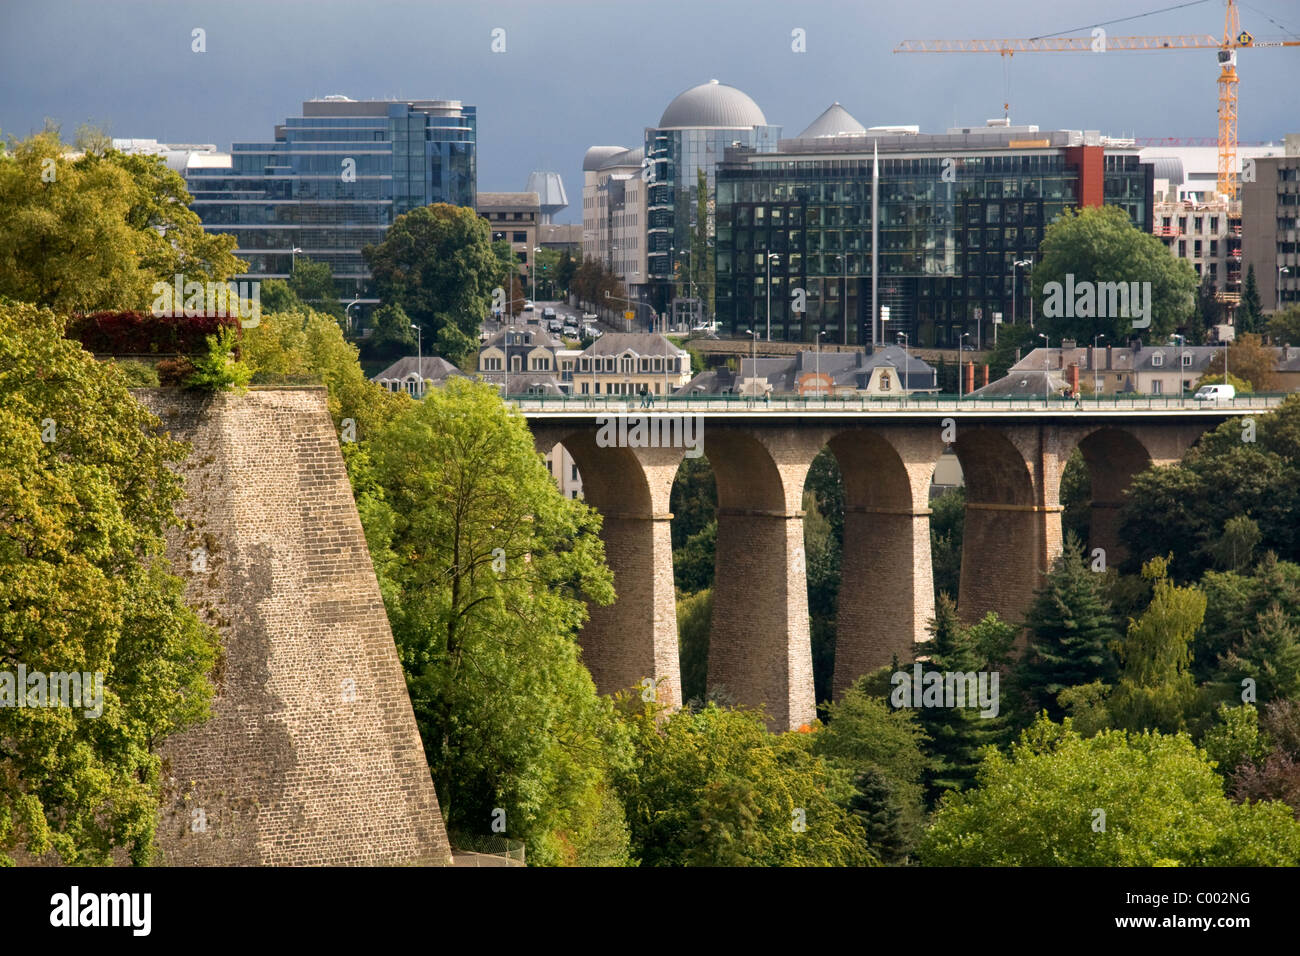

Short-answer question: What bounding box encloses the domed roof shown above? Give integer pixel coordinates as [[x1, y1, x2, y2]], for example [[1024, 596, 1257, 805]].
[[583, 146, 629, 171], [797, 102, 867, 139], [658, 80, 768, 129]]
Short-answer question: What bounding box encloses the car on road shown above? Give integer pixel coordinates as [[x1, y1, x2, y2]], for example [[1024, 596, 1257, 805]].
[[547, 318, 563, 332], [582, 312, 598, 322], [523, 300, 534, 312], [1193, 383, 1235, 403], [562, 324, 580, 338], [582, 324, 602, 339], [542, 307, 556, 319]]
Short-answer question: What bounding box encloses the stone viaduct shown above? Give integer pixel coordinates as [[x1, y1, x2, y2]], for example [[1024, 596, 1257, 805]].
[[527, 401, 1269, 731]]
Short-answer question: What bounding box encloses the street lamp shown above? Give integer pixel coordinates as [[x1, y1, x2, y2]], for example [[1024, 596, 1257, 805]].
[[1039, 333, 1050, 403], [896, 332, 909, 391], [766, 253, 779, 342], [815, 330, 827, 399], [1171, 333, 1186, 400], [1093, 333, 1106, 395], [410, 324, 422, 397], [1012, 259, 1032, 329], [743, 328, 760, 406], [1280, 266, 1291, 314], [290, 246, 304, 275], [532, 247, 542, 305], [345, 295, 361, 333], [959, 332, 971, 400]]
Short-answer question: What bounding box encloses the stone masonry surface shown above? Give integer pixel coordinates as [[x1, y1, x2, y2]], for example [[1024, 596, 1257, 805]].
[[133, 387, 451, 866]]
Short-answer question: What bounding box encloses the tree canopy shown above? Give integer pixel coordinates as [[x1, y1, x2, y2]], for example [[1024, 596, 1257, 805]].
[[0, 300, 220, 864]]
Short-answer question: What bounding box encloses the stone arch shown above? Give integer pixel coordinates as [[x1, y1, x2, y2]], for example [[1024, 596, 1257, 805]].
[[952, 426, 1045, 629], [704, 424, 826, 729], [824, 426, 944, 698], [529, 423, 683, 710], [1070, 426, 1155, 566]]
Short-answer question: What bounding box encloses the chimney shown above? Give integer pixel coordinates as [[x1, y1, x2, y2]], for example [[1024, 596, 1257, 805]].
[[982, 364, 990, 387], [1069, 364, 1079, 394], [964, 360, 975, 394], [1106, 344, 1114, 370]]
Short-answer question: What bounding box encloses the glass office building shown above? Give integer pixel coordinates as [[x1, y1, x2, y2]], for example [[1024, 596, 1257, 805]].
[[715, 121, 1152, 347], [186, 97, 476, 307], [643, 81, 780, 308]]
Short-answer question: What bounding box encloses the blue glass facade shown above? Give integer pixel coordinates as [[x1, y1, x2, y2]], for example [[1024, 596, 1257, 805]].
[[715, 138, 1152, 347], [186, 98, 476, 305]]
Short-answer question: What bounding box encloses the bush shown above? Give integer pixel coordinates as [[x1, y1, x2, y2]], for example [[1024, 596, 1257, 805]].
[[66, 310, 239, 355], [114, 359, 160, 387], [182, 328, 251, 392], [156, 356, 196, 386]]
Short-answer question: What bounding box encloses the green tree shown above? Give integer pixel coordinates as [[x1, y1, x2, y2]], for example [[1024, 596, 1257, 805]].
[[1107, 556, 1203, 734], [1192, 273, 1220, 343], [1031, 205, 1197, 344], [812, 681, 929, 860], [532, 246, 562, 300], [555, 248, 577, 295], [363, 203, 500, 366], [1200, 555, 1300, 686], [1217, 604, 1300, 705], [676, 588, 712, 704], [361, 302, 418, 362], [0, 301, 220, 865], [1121, 397, 1300, 578], [1239, 264, 1263, 334], [1200, 332, 1276, 391], [257, 279, 302, 315], [612, 699, 875, 866], [182, 326, 251, 392], [1201, 703, 1268, 779], [1266, 303, 1300, 345], [912, 595, 1010, 800], [1059, 448, 1091, 545], [929, 487, 964, 601], [0, 132, 243, 312], [287, 256, 342, 318], [1018, 532, 1120, 721], [669, 455, 717, 549], [919, 716, 1300, 866], [673, 520, 716, 595], [356, 378, 628, 866]]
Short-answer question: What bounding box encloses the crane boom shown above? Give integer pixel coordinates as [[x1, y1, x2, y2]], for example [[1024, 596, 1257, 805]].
[[894, 1, 1299, 198]]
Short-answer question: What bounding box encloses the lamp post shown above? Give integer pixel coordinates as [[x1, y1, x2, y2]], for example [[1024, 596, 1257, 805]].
[[744, 328, 760, 406], [290, 246, 303, 275], [1039, 332, 1050, 403], [959, 332, 970, 399], [896, 331, 909, 392], [410, 324, 422, 397], [1280, 266, 1291, 314], [1093, 333, 1106, 395], [815, 329, 826, 399], [1012, 258, 1031, 329], [532, 247, 542, 306], [1171, 333, 1186, 400], [766, 253, 779, 341], [836, 253, 849, 345], [345, 296, 361, 333]]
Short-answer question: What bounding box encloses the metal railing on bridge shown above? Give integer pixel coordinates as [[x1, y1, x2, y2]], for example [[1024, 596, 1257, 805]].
[[509, 392, 1291, 415]]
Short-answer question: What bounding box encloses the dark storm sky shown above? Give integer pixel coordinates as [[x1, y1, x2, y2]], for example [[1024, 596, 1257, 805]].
[[2, 0, 1297, 223]]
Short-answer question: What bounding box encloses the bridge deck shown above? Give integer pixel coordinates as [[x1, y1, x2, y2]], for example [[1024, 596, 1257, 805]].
[[512, 394, 1287, 419]]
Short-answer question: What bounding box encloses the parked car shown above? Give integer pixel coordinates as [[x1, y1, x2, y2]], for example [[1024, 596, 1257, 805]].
[[583, 324, 602, 339], [1193, 383, 1235, 403], [547, 318, 563, 332], [562, 324, 580, 338], [542, 307, 556, 318], [523, 300, 535, 312]]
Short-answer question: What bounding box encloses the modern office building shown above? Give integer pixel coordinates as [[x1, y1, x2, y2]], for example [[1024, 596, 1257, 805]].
[[1241, 136, 1300, 315], [478, 191, 541, 285], [643, 80, 781, 316], [714, 113, 1153, 348], [582, 146, 648, 297], [186, 96, 476, 311]]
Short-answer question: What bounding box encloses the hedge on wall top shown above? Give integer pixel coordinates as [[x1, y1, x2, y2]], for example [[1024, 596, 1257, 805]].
[[66, 311, 240, 355]]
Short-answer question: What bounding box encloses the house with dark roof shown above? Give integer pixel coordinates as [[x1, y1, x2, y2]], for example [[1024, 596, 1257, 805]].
[[683, 346, 937, 397], [571, 333, 691, 396], [372, 355, 467, 398]]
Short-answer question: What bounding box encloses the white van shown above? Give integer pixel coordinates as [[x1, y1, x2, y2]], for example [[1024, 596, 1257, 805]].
[[1193, 384, 1235, 403]]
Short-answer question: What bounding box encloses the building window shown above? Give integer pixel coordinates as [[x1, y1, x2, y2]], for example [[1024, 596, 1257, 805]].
[[513, 231, 527, 243], [1151, 353, 1164, 367], [1182, 353, 1192, 367], [1151, 379, 1163, 395]]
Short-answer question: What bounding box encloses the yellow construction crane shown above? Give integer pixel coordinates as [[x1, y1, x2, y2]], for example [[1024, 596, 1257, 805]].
[[895, 0, 1299, 199]]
